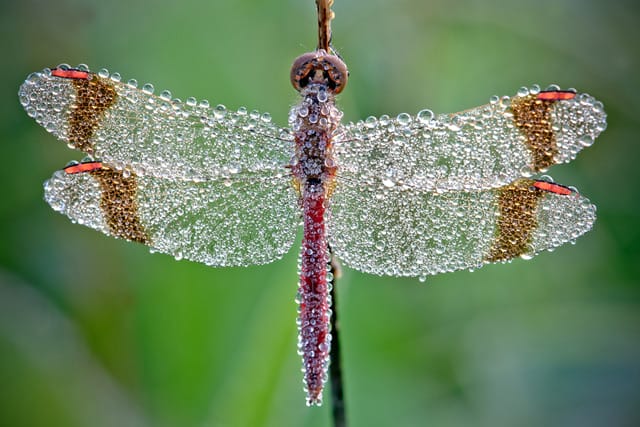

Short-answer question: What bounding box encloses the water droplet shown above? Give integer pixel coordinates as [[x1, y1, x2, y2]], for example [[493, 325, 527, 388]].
[[396, 112, 411, 126], [417, 109, 434, 124], [520, 165, 533, 177], [317, 89, 328, 103], [578, 134, 594, 147], [381, 178, 394, 188], [499, 96, 511, 108], [365, 116, 377, 128], [214, 104, 226, 118], [447, 122, 461, 132], [142, 83, 154, 94]]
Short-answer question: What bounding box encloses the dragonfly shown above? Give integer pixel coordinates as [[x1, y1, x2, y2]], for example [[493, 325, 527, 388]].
[[19, 1, 605, 407]]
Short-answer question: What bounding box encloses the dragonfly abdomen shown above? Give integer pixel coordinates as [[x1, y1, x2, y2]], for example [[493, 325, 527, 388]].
[[298, 181, 331, 406]]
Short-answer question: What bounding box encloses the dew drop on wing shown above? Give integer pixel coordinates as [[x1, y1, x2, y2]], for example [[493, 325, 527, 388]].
[[396, 112, 411, 126], [365, 115, 377, 128], [417, 109, 434, 124], [578, 135, 594, 147]]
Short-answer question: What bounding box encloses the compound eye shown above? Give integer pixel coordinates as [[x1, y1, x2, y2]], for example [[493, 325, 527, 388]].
[[290, 51, 348, 94]]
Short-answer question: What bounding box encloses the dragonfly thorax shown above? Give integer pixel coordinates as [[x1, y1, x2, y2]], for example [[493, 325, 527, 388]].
[[290, 83, 342, 187], [290, 50, 348, 94]]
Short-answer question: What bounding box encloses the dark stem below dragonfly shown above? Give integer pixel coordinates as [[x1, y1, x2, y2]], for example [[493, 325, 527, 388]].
[[328, 246, 346, 427]]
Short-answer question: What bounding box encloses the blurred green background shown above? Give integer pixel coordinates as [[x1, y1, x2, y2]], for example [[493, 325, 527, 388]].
[[1, 0, 639, 426]]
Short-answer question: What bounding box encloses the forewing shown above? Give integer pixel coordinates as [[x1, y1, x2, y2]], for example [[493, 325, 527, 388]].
[[328, 178, 596, 277], [336, 86, 606, 192], [44, 164, 299, 267], [19, 66, 292, 181]]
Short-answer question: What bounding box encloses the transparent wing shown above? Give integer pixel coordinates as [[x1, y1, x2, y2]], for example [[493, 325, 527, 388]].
[[19, 66, 293, 181], [44, 164, 299, 267], [328, 178, 596, 277], [335, 86, 606, 192]]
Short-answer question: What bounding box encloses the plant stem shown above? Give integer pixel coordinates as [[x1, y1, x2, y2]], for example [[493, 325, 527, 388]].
[[329, 248, 346, 427]]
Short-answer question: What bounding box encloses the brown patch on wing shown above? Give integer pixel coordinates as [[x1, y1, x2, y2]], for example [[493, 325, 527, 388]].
[[486, 179, 545, 262], [511, 94, 560, 171], [69, 76, 117, 153], [89, 168, 149, 244]]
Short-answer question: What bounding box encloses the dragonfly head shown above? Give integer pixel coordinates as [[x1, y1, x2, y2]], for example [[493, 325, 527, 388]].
[[290, 50, 348, 94]]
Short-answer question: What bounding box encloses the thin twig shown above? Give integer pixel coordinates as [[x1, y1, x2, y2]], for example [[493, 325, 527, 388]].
[[316, 0, 334, 52]]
